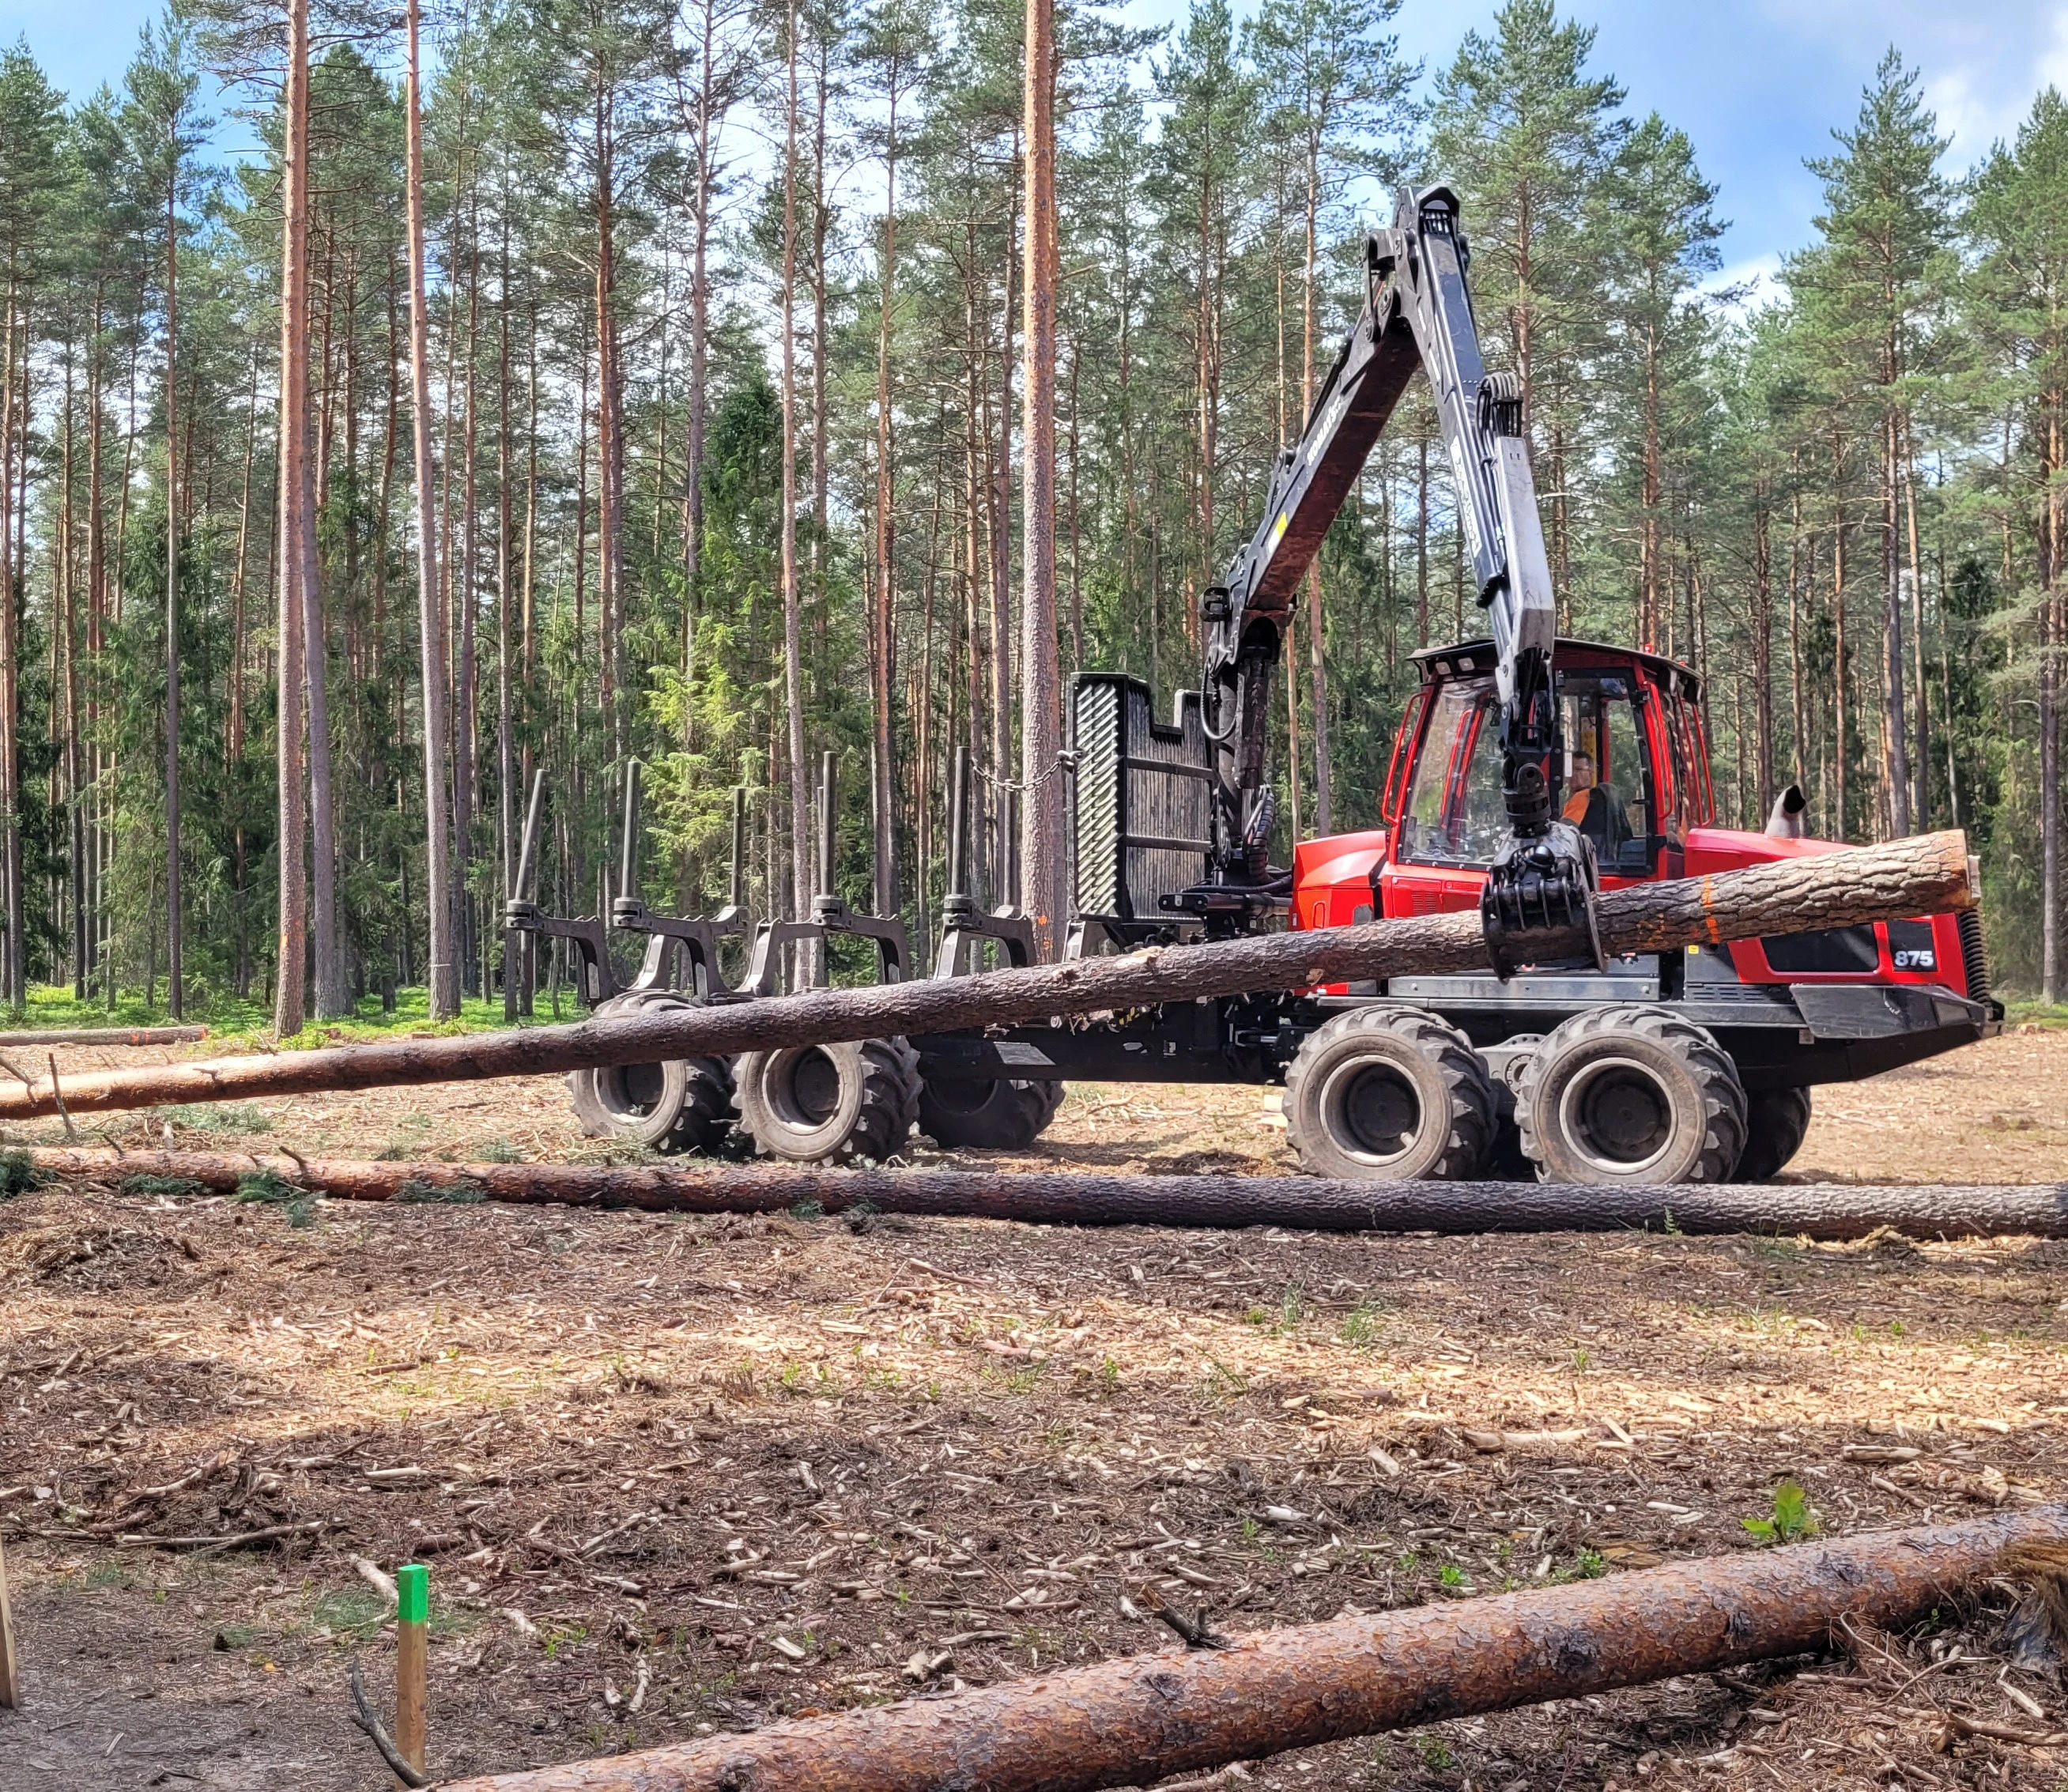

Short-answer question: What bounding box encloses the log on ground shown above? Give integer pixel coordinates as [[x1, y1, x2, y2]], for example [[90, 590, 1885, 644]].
[[0, 831, 1972, 1122], [430, 1507, 2066, 1792], [0, 1025, 206, 1047], [30, 1149, 2067, 1240]]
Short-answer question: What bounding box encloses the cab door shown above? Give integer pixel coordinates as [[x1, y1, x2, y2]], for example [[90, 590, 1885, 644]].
[[1377, 678, 1502, 918]]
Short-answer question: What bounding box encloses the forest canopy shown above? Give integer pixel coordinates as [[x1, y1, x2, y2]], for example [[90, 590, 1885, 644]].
[[0, 0, 2061, 1026]]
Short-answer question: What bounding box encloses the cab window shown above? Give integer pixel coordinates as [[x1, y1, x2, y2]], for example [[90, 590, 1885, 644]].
[[1399, 671, 1650, 869]]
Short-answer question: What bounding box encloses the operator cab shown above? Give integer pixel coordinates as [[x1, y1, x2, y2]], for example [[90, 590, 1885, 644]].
[[1294, 639, 1711, 932], [1391, 638, 1708, 897]]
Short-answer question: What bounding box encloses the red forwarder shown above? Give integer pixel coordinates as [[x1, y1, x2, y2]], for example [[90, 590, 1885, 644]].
[[911, 188, 1998, 1186]]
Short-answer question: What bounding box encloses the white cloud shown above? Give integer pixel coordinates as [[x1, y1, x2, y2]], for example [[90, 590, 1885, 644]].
[[1703, 251, 1783, 319], [1922, 13, 2068, 168]]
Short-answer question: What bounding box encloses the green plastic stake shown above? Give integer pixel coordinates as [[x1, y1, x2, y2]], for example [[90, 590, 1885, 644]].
[[397, 1562, 428, 1626]]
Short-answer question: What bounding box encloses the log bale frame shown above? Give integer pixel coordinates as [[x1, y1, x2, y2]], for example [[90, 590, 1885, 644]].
[[427, 1507, 2066, 1792], [0, 832, 1974, 1122], [27, 1149, 2068, 1242]]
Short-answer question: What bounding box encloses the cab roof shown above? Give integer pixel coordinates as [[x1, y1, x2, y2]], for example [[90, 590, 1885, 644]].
[[1409, 637, 1702, 704]]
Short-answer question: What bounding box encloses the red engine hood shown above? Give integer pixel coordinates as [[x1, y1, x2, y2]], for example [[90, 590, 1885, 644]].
[[1682, 826, 1851, 875], [1289, 829, 1391, 932]]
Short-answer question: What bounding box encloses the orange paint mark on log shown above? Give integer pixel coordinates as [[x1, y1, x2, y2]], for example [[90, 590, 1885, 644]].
[[1700, 877, 1722, 945]]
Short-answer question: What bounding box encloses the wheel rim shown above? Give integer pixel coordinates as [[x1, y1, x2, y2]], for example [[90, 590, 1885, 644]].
[[927, 1077, 995, 1119], [1559, 1056, 1677, 1174], [1318, 1058, 1423, 1167], [771, 1047, 843, 1128], [598, 1061, 667, 1121]]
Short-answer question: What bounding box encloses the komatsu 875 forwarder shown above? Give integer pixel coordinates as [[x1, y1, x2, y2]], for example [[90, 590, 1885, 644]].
[[908, 185, 1999, 1185]]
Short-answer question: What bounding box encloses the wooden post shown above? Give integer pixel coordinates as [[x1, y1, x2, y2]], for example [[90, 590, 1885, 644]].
[[394, 1561, 427, 1780], [0, 1534, 21, 1707]]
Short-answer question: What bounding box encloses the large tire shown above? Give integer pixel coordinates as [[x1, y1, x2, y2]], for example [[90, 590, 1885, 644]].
[[567, 990, 735, 1155], [1282, 1005, 1495, 1181], [1734, 1085, 1813, 1183], [919, 1075, 1064, 1151], [1516, 1005, 1746, 1186], [735, 1037, 922, 1164]]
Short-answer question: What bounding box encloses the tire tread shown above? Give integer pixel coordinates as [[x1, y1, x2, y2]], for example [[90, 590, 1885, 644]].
[[1282, 1005, 1494, 1180]]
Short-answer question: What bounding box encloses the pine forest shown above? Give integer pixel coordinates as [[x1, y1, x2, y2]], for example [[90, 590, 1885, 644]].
[[0, 0, 2062, 1033]]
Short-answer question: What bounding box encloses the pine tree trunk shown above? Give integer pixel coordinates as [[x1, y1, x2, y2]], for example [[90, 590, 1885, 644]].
[[1881, 409, 1911, 838], [1019, 0, 1063, 953], [871, 74, 900, 922], [593, 85, 628, 764], [2043, 410, 2062, 1006], [406, 0, 459, 1020], [680, 0, 719, 721], [1300, 128, 1329, 835], [274, 0, 312, 1034], [779, 0, 812, 949], [163, 166, 183, 1020], [991, 153, 1018, 905], [304, 304, 342, 1018]]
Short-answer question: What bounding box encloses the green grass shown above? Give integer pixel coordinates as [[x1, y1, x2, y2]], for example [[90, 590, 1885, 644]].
[[13, 982, 542, 1047], [2001, 999, 2068, 1029]]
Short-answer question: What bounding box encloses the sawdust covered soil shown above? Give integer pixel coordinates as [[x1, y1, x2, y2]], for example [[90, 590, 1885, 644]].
[[0, 1032, 2060, 1791]]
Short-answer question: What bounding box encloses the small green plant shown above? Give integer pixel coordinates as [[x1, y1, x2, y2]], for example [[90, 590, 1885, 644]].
[[1243, 1305, 1270, 1327], [1742, 1479, 1819, 1545], [1570, 1347, 1592, 1373], [119, 1173, 208, 1198], [789, 1198, 824, 1220], [1339, 1299, 1385, 1348], [1200, 1354, 1248, 1396], [235, 1168, 318, 1228], [1278, 1283, 1308, 1329], [1098, 1356, 1120, 1398], [1416, 1734, 1457, 1771], [542, 1622, 588, 1662], [477, 1137, 524, 1164], [394, 1178, 486, 1205], [1547, 1548, 1609, 1585], [1437, 1563, 1467, 1589], [0, 1148, 47, 1198], [843, 1200, 879, 1235]]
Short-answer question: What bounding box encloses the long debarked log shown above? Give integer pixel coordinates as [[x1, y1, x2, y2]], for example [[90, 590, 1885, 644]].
[[0, 1026, 207, 1047], [31, 1149, 2067, 1240], [432, 1507, 2066, 1792], [0, 832, 1972, 1122]]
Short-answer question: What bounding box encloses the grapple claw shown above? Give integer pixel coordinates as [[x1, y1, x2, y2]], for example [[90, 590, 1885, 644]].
[[1479, 821, 1605, 979]]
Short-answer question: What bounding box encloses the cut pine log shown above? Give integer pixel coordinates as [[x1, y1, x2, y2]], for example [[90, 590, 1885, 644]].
[[429, 1507, 2066, 1792], [0, 831, 1972, 1122], [0, 1026, 206, 1047], [31, 1149, 2066, 1241]]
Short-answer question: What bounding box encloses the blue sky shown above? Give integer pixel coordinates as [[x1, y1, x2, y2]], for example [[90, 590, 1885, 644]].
[[9, 0, 2068, 296]]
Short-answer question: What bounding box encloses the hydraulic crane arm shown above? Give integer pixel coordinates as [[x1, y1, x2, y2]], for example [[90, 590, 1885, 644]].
[[1197, 183, 1599, 972]]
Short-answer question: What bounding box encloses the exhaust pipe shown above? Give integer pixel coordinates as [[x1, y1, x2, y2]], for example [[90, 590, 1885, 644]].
[[1765, 785, 1806, 839]]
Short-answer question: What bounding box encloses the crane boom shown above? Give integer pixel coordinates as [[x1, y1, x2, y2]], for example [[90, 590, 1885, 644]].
[[1196, 183, 1598, 974]]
